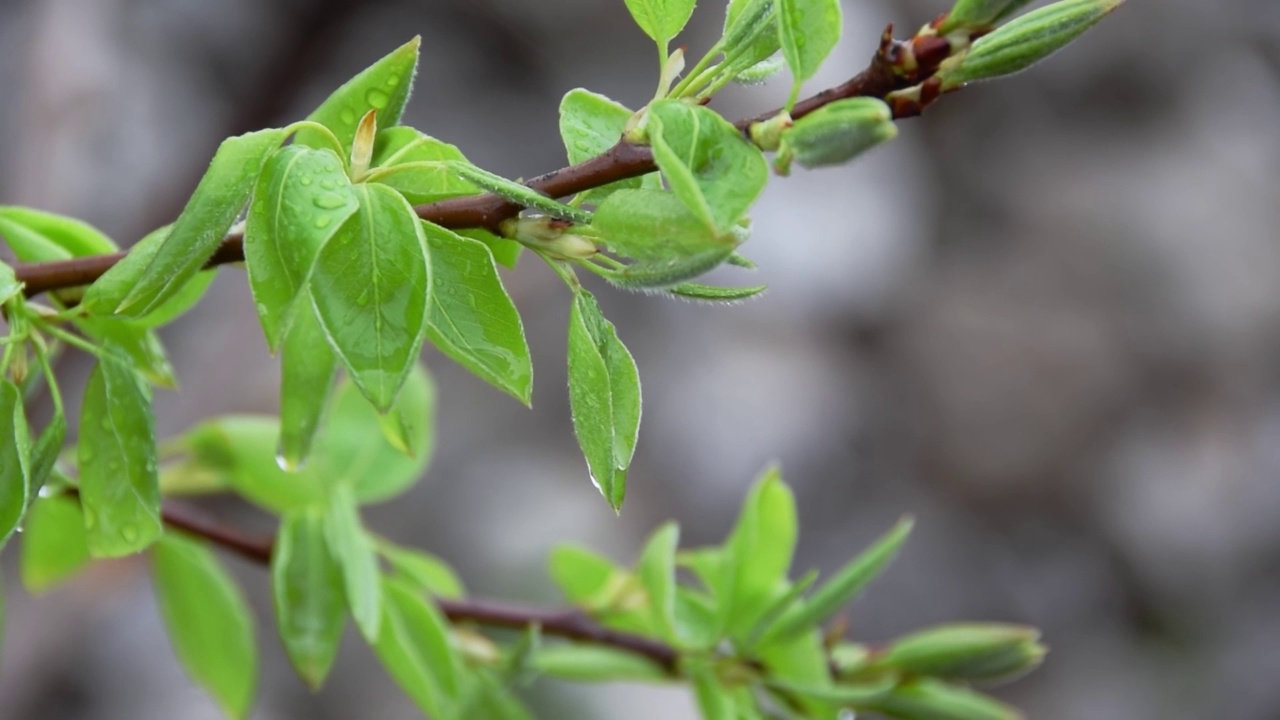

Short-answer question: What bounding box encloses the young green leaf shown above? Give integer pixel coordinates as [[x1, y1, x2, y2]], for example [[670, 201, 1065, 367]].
[[879, 623, 1045, 683], [447, 162, 593, 225], [558, 89, 642, 202], [371, 577, 461, 719], [78, 358, 161, 557], [378, 541, 465, 599], [622, 0, 696, 52], [152, 533, 258, 720], [533, 645, 668, 683], [457, 228, 522, 269], [722, 0, 782, 72], [75, 317, 178, 389], [647, 100, 769, 233], [245, 145, 358, 351], [324, 486, 382, 641], [20, 494, 91, 594], [637, 522, 679, 641], [592, 189, 738, 264], [420, 222, 533, 405], [0, 205, 116, 262], [277, 300, 338, 471], [773, 97, 897, 176], [777, 0, 842, 107], [548, 545, 627, 610], [80, 225, 170, 314], [126, 268, 217, 330], [27, 408, 65, 499], [941, 0, 1037, 33], [764, 677, 896, 706], [0, 261, 21, 306], [272, 509, 347, 690], [0, 381, 32, 549], [114, 128, 289, 316], [768, 517, 913, 641], [722, 467, 797, 637], [937, 0, 1125, 90], [607, 250, 740, 290], [310, 183, 430, 412], [859, 678, 1022, 720], [689, 661, 738, 720], [368, 126, 478, 205], [566, 290, 641, 511], [294, 37, 421, 155], [756, 630, 838, 716]]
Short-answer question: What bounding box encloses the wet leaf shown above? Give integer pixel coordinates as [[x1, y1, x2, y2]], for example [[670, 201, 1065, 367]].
[[272, 509, 346, 689], [0, 381, 32, 549], [371, 576, 461, 718], [324, 486, 382, 641], [20, 494, 90, 594]]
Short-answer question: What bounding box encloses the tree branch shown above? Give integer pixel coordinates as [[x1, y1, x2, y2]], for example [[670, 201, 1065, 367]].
[[13, 28, 920, 298]]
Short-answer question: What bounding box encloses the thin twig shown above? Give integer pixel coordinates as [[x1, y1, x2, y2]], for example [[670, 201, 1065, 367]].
[[13, 30, 919, 298]]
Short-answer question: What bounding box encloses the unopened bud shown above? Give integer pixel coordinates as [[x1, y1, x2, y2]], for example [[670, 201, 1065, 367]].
[[940, 0, 1036, 34], [879, 623, 1045, 683], [862, 679, 1022, 720], [937, 0, 1124, 90], [503, 216, 598, 260], [773, 98, 896, 176], [748, 111, 792, 152]]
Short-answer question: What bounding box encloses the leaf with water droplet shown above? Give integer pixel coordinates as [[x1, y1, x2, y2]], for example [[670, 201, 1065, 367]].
[[0, 381, 32, 551], [557, 89, 647, 203], [75, 317, 178, 389], [310, 183, 430, 412], [420, 222, 533, 406], [272, 509, 346, 689], [245, 145, 358, 352], [20, 493, 90, 594], [323, 486, 382, 641], [647, 100, 769, 234], [567, 290, 641, 512], [78, 355, 161, 557], [293, 37, 420, 157], [108, 128, 289, 316], [591, 188, 738, 270], [278, 299, 338, 472], [368, 126, 478, 205], [152, 532, 258, 719]]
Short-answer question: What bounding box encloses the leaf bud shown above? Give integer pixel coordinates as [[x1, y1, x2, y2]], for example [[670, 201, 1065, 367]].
[[940, 0, 1036, 34], [878, 623, 1046, 683], [936, 0, 1125, 90], [773, 98, 896, 176]]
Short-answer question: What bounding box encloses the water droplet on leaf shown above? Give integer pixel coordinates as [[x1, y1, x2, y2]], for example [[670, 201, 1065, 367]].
[[313, 194, 348, 210], [366, 89, 391, 109], [121, 524, 140, 543]]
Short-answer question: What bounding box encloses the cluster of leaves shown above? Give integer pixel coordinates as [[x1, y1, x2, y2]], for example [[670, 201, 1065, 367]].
[[0, 0, 1123, 717]]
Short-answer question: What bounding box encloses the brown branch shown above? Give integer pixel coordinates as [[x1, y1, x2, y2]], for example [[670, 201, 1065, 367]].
[[13, 29, 918, 298]]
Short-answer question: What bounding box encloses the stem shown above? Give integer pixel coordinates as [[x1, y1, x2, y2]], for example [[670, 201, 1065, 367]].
[[12, 31, 907, 299]]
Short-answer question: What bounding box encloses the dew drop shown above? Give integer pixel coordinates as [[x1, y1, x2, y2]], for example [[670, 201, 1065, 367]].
[[300, 175, 314, 187], [366, 88, 391, 109], [385, 75, 400, 88], [319, 179, 337, 190], [313, 194, 348, 210], [121, 524, 140, 543], [315, 216, 333, 230], [100, 417, 112, 431], [256, 302, 268, 317], [340, 108, 357, 124], [356, 291, 371, 307], [84, 509, 97, 529], [275, 450, 304, 472]]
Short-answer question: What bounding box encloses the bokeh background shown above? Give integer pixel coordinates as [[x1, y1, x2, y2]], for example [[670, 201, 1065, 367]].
[[2, 0, 1278, 718]]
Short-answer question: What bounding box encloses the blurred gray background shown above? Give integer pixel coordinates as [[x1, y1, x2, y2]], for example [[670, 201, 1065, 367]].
[[2, 0, 1278, 718]]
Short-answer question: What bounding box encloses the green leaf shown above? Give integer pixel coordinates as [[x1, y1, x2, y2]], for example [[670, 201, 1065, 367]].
[[0, 205, 117, 262], [81, 225, 170, 314], [447, 162, 593, 225], [75, 317, 177, 389], [277, 300, 338, 471], [533, 645, 668, 683], [379, 540, 465, 599], [324, 364, 434, 503], [558, 89, 639, 197], [548, 545, 626, 609], [421, 222, 533, 405], [859, 678, 1022, 720], [722, 467, 797, 637], [324, 486, 382, 641], [458, 670, 535, 720], [765, 677, 896, 706], [272, 509, 346, 690], [637, 522, 679, 641], [668, 282, 768, 302], [20, 494, 90, 594], [310, 183, 429, 412], [673, 587, 721, 649], [757, 630, 838, 716], [78, 358, 161, 557], [622, 0, 696, 51], [647, 100, 769, 233], [245, 145, 358, 351], [773, 98, 897, 175], [769, 517, 913, 641], [723, 0, 782, 71], [372, 576, 461, 718], [941, 0, 1036, 33], [0, 382, 31, 549], [457, 228, 521, 269], [689, 661, 737, 720], [369, 126, 478, 205], [566, 290, 641, 511], [127, 269, 217, 330], [732, 54, 786, 85], [182, 416, 330, 514], [114, 128, 289, 316], [152, 533, 257, 719], [937, 0, 1125, 90], [592, 189, 738, 265], [777, 0, 842, 106], [0, 262, 21, 305], [294, 37, 421, 156]]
